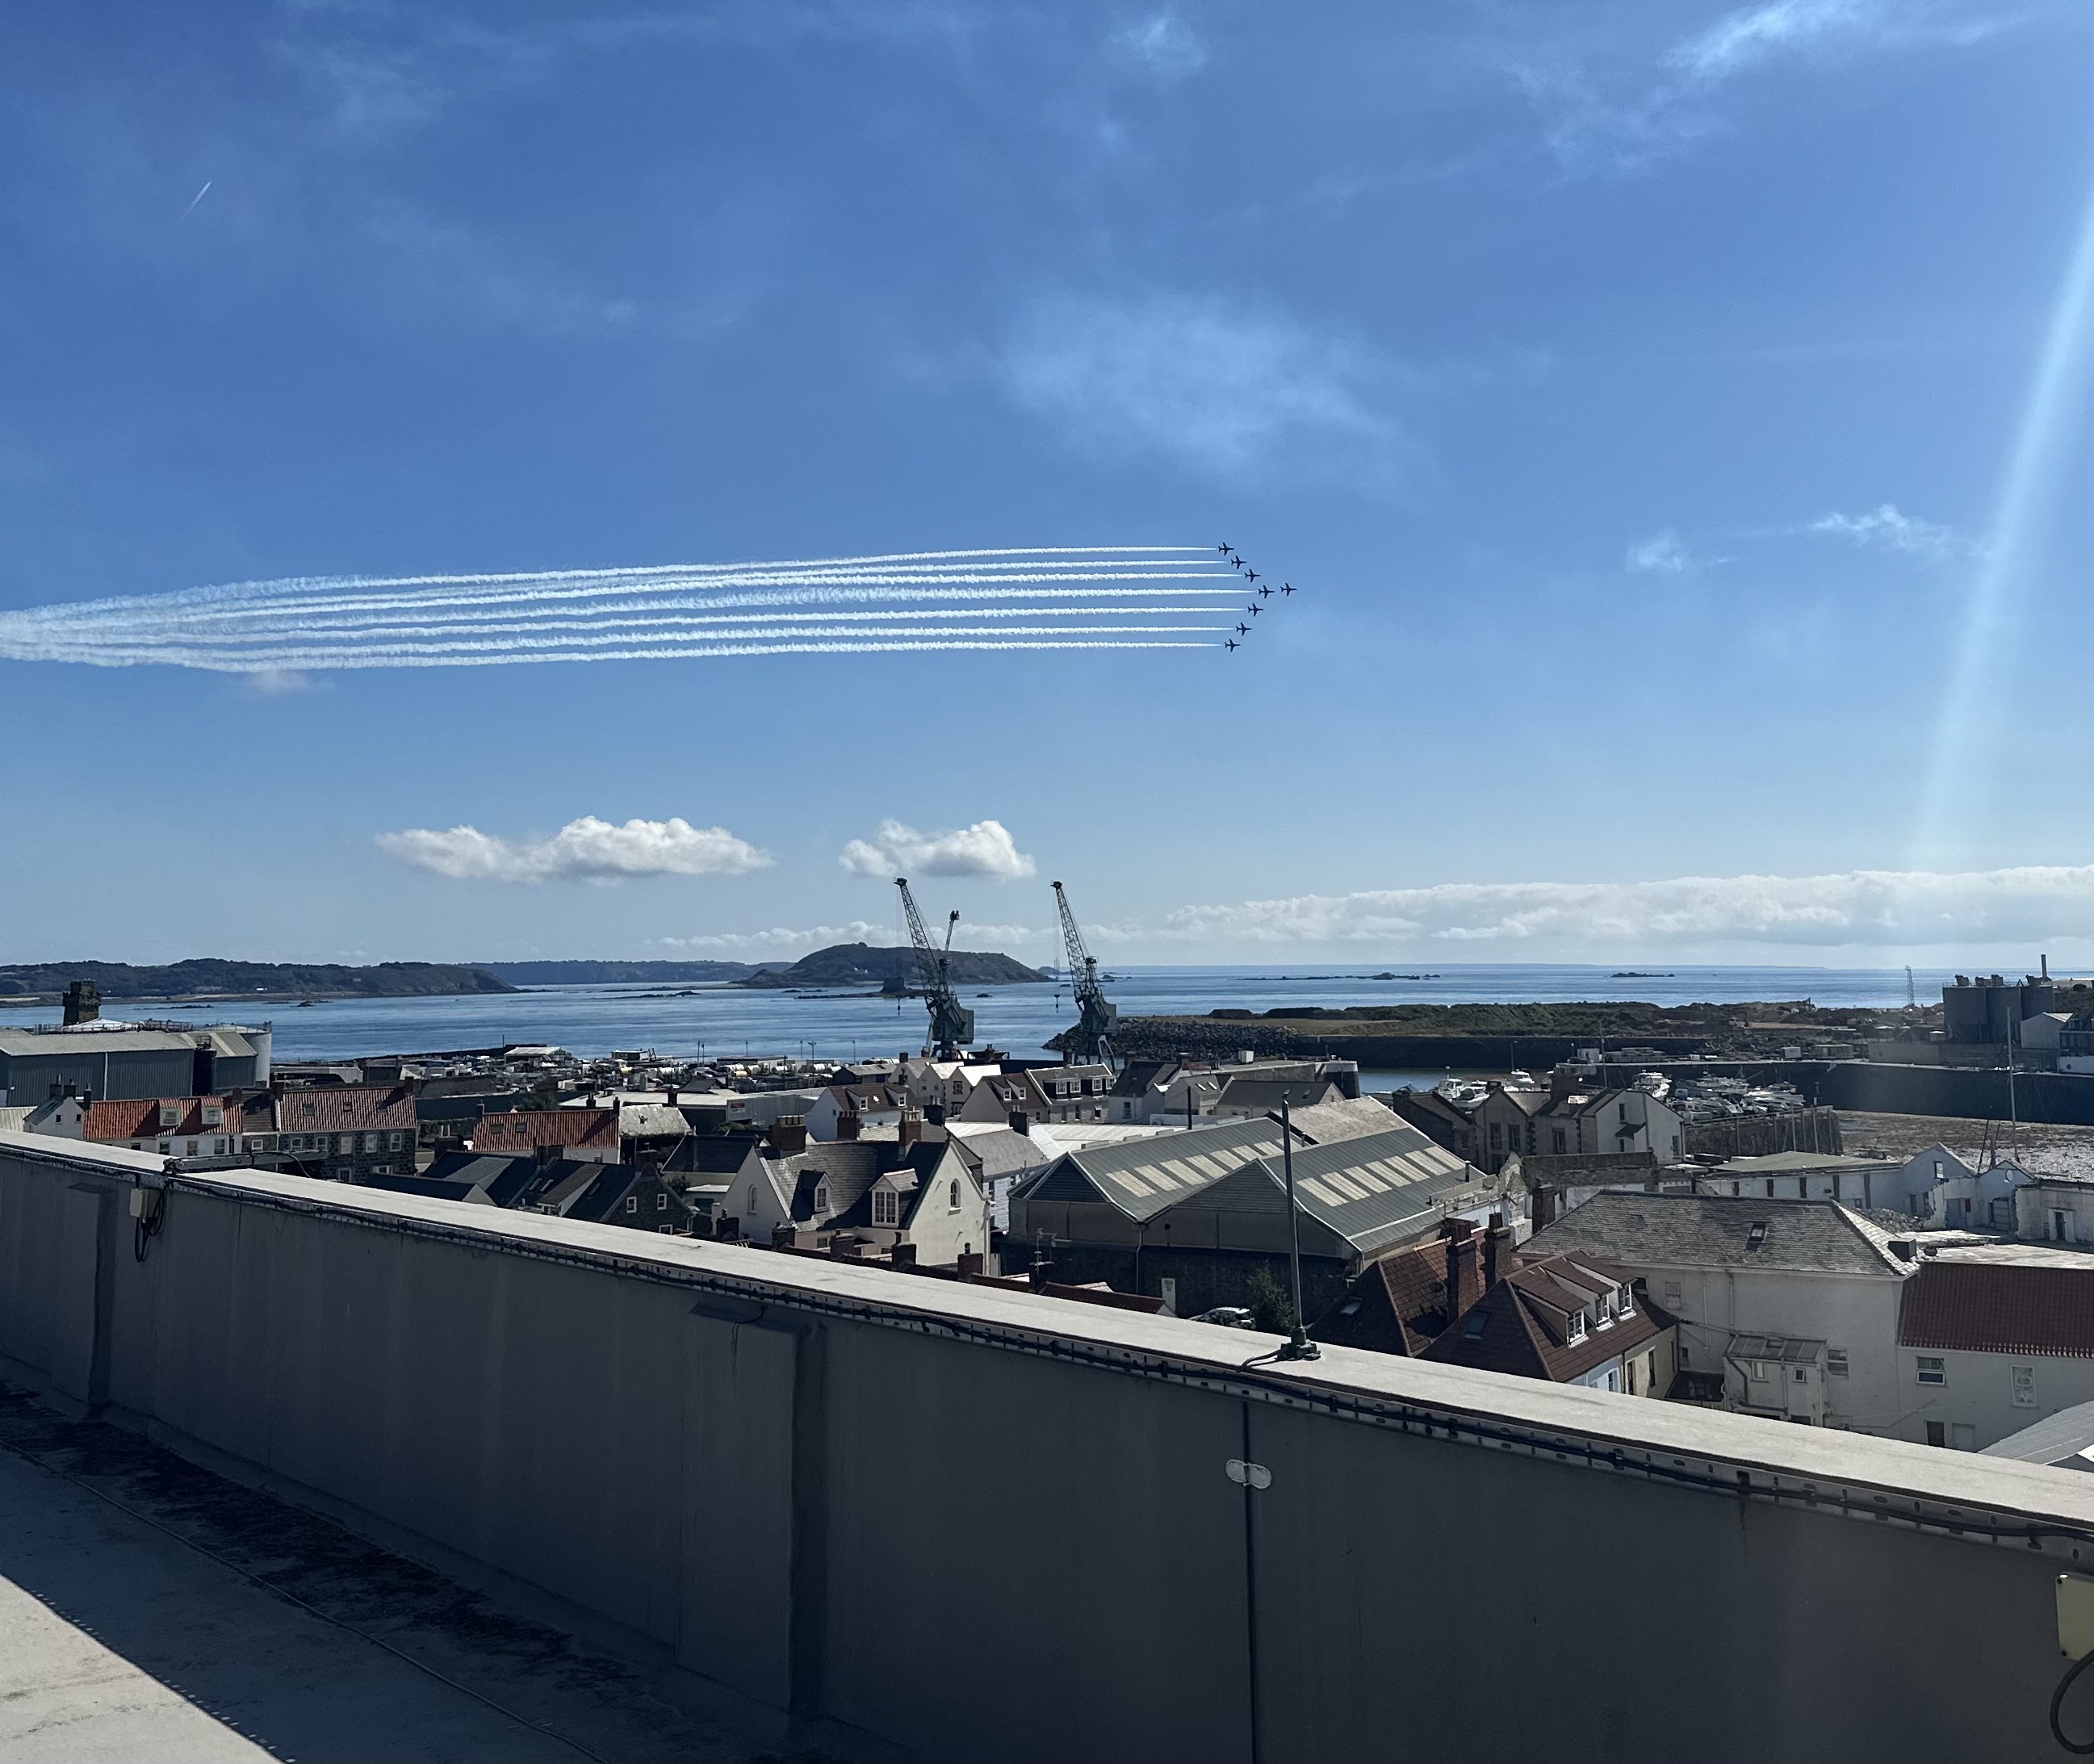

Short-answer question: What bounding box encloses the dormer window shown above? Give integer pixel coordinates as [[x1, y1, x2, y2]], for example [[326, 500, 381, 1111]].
[[814, 1184, 830, 1214], [873, 1188, 899, 1226], [1619, 1284, 1635, 1316], [159, 1102, 181, 1129], [1568, 1309, 1587, 1343]]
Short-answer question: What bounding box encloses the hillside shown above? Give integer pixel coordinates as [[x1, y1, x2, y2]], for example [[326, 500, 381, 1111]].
[[735, 942, 1047, 990], [0, 960, 517, 1002], [477, 960, 788, 985]]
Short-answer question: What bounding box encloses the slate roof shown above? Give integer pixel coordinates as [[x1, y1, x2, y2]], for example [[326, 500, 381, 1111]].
[[1112, 1059, 1178, 1100], [1898, 1261, 2094, 1358], [1282, 1096, 1405, 1146], [763, 1138, 959, 1230], [1424, 1255, 1674, 1384], [1522, 1192, 1908, 1277], [1214, 1078, 1342, 1114], [421, 1150, 542, 1207]]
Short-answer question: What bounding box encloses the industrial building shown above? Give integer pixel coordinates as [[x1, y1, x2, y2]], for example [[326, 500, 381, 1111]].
[[0, 1019, 272, 1107]]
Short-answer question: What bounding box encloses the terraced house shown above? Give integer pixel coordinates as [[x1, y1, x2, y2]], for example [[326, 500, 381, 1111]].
[[266, 1083, 418, 1180]]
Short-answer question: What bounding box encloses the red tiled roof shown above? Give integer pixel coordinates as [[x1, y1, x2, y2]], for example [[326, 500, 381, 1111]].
[[84, 1096, 234, 1142], [1899, 1262, 2094, 1358], [476, 1108, 617, 1150], [275, 1085, 416, 1133]]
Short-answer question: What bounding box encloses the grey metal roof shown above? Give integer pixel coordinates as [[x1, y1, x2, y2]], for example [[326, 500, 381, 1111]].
[[1983, 1400, 2094, 1469], [1028, 1116, 1298, 1221], [1523, 1193, 1908, 1277], [1028, 1112, 1481, 1245], [0, 1027, 253, 1058], [1236, 1129, 1479, 1255]]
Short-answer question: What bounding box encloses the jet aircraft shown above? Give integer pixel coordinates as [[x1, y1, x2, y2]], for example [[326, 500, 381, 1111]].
[[1225, 638, 1238, 651], [1281, 581, 1295, 596], [1235, 622, 1250, 635]]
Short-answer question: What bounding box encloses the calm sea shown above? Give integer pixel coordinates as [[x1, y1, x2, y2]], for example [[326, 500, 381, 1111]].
[[0, 964, 1954, 1077]]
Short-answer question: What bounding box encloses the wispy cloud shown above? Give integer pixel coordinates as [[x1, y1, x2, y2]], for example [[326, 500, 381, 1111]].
[[999, 291, 1407, 484], [1105, 14, 1207, 81], [1519, 1, 2015, 175], [840, 819, 1037, 880], [1145, 865, 2094, 954], [379, 815, 772, 882], [1809, 502, 1975, 560], [1623, 529, 1727, 574]]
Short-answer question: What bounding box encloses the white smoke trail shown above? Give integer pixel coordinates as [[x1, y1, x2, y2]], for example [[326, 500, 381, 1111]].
[[0, 547, 1246, 672]]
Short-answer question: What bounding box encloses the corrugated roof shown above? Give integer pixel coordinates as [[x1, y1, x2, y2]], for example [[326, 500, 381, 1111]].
[[1039, 1116, 1296, 1221], [1899, 1262, 2094, 1358]]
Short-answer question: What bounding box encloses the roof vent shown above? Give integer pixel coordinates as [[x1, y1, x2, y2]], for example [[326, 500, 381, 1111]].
[[1745, 1221, 1769, 1251]]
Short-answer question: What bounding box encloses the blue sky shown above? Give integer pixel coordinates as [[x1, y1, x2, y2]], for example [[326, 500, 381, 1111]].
[[3, 0, 2093, 967]]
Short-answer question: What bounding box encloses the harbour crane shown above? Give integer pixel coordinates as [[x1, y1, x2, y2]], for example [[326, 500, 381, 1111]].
[[1052, 880, 1117, 1066], [895, 876, 974, 1058]]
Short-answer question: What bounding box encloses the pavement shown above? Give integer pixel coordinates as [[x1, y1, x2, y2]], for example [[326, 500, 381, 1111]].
[[0, 1385, 832, 1763]]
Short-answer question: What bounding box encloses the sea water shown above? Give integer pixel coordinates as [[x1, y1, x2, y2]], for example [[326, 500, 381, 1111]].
[[0, 964, 1956, 1067]]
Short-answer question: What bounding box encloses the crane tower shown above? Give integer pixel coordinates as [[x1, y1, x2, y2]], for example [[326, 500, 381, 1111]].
[[896, 877, 975, 1058], [1052, 880, 1117, 1066]]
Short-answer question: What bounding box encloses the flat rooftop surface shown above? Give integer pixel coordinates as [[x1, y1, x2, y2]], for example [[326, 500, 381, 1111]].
[[0, 1387, 831, 1763]]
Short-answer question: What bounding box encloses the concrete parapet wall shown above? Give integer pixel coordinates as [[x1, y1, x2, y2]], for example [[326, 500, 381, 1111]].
[[3, 1130, 2093, 1762]]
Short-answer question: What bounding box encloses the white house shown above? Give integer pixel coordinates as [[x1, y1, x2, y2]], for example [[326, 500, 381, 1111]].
[[1893, 1247, 2094, 1450], [802, 1083, 907, 1141], [733, 1128, 991, 1269], [1521, 1192, 1916, 1432], [2015, 1177, 2094, 1247]]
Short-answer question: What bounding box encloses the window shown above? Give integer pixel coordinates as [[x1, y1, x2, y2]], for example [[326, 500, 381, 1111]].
[[159, 1102, 180, 1129], [1618, 1284, 1635, 1316], [873, 1189, 898, 1226], [655, 1192, 668, 1211], [1552, 1129, 1567, 1154], [1464, 1309, 1488, 1339], [1663, 1281, 1682, 1309], [387, 1132, 404, 1150], [815, 1185, 829, 1214], [1925, 1421, 1945, 1448], [1745, 1221, 1769, 1251], [625, 1196, 639, 1214], [1489, 1123, 1502, 1150], [2013, 1364, 2037, 1409], [213, 1138, 228, 1155], [157, 1142, 171, 1155], [338, 1135, 354, 1154], [1567, 1309, 1586, 1343], [747, 1184, 758, 1215], [201, 1104, 223, 1126], [1827, 1349, 1849, 1378], [1748, 1360, 1769, 1383], [185, 1140, 198, 1156], [1916, 1356, 1945, 1385], [949, 1179, 960, 1212]]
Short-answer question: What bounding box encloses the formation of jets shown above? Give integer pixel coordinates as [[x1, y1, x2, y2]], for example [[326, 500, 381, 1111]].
[[1214, 542, 1298, 653]]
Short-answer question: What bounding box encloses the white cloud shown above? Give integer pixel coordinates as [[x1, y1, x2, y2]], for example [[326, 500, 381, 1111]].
[[839, 819, 1037, 881], [1624, 529, 1728, 574], [660, 921, 886, 952], [1107, 14, 1207, 80], [1809, 502, 1972, 560], [1145, 865, 2094, 956], [1000, 291, 1405, 483], [1669, 0, 2005, 83], [379, 815, 771, 882]]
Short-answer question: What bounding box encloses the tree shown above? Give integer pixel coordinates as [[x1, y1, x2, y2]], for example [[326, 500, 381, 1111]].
[[1247, 1266, 1294, 1335]]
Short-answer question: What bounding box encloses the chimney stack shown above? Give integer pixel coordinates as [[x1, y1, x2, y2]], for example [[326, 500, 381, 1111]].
[[1008, 1109, 1029, 1136], [1548, 1065, 1576, 1102], [836, 1108, 861, 1141], [1484, 1210, 1513, 1290], [61, 980, 99, 1027], [767, 1115, 808, 1155], [898, 1110, 923, 1148], [665, 1086, 679, 1108], [1444, 1217, 1483, 1321]]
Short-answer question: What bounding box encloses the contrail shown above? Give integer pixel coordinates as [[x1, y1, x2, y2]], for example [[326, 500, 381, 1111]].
[[0, 547, 1238, 673], [180, 181, 211, 220]]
